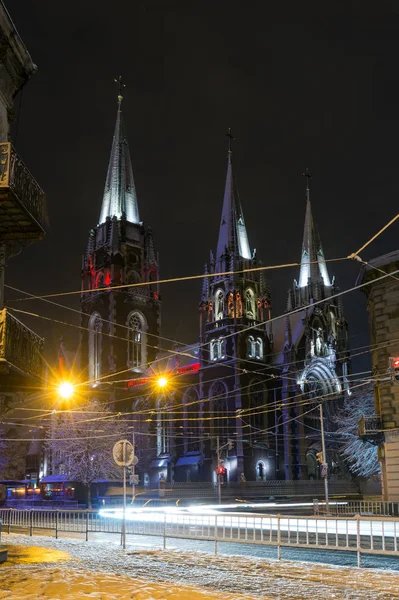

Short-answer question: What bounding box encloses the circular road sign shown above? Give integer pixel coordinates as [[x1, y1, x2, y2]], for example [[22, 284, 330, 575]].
[[113, 439, 134, 467]]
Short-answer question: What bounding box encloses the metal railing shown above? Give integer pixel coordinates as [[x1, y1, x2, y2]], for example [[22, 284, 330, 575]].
[[164, 480, 360, 498], [0, 308, 44, 380], [205, 316, 263, 333], [1, 508, 399, 567], [358, 414, 382, 437], [0, 142, 46, 233], [322, 500, 399, 517]]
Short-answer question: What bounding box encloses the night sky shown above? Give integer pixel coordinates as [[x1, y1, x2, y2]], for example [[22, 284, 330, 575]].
[[6, 1, 399, 374]]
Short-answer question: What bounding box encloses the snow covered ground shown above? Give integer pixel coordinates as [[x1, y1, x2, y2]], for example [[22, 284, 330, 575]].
[[1, 532, 399, 599]]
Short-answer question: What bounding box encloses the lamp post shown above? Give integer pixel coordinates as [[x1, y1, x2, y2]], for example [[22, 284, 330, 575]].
[[319, 402, 329, 513], [57, 381, 75, 400]]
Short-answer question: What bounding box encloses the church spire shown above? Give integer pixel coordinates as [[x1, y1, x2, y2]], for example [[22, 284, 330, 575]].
[[215, 129, 251, 263], [98, 77, 140, 226], [298, 170, 331, 288]]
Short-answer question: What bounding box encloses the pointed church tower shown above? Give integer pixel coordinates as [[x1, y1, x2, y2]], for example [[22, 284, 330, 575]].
[[198, 131, 277, 483], [80, 82, 160, 383], [287, 171, 348, 371], [281, 171, 350, 480]]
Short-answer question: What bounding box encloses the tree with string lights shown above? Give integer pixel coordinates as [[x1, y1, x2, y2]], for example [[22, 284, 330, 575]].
[[46, 399, 128, 507], [334, 386, 380, 479]]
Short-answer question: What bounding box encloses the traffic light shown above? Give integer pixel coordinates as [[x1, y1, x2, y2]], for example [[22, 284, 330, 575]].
[[390, 357, 399, 384], [216, 466, 227, 475], [316, 452, 324, 464]]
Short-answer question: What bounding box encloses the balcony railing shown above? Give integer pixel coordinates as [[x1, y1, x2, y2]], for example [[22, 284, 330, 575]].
[[358, 414, 383, 444], [205, 316, 262, 332], [0, 142, 46, 241], [0, 308, 44, 380]]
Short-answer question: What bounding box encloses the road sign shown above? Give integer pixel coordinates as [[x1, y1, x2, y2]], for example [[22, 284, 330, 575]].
[[113, 440, 134, 466], [320, 464, 328, 478], [132, 455, 139, 466], [130, 474, 139, 485]]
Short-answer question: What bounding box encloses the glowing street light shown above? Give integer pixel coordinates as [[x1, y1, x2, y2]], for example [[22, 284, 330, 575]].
[[157, 376, 168, 389], [57, 381, 75, 400]]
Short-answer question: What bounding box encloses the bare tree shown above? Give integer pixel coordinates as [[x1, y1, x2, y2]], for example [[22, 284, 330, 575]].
[[0, 428, 29, 480], [334, 386, 380, 478], [46, 399, 129, 507]]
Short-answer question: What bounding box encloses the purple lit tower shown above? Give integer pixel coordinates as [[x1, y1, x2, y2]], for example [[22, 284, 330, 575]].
[[198, 132, 278, 483], [279, 171, 351, 480]]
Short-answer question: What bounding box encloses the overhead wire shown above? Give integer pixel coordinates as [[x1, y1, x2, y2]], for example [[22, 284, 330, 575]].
[[6, 257, 348, 302]]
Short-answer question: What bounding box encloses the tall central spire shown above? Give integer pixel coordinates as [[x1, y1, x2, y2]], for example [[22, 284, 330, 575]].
[[298, 170, 331, 288], [216, 129, 251, 262], [98, 78, 140, 225]]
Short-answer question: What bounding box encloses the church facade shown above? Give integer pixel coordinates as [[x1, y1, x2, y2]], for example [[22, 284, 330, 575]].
[[79, 99, 351, 486]]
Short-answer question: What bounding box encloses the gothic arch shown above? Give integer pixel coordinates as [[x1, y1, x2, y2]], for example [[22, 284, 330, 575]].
[[298, 359, 342, 398], [126, 310, 147, 371], [88, 312, 102, 382]]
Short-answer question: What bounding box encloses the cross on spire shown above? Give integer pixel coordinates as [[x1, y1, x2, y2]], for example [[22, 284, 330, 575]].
[[226, 127, 235, 154], [114, 75, 126, 104], [303, 168, 312, 191]]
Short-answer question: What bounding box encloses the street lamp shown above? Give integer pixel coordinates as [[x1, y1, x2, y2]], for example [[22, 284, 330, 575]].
[[156, 376, 168, 389], [57, 381, 75, 400]]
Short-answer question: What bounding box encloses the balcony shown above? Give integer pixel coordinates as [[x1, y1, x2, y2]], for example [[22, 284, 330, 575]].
[[0, 143, 46, 242], [0, 308, 44, 381], [205, 316, 262, 333], [358, 414, 384, 444]]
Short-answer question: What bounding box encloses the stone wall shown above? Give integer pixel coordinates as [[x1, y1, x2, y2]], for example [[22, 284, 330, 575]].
[[361, 253, 399, 500]]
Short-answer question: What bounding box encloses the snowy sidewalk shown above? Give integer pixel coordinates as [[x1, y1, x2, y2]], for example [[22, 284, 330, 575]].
[[1, 532, 399, 599]]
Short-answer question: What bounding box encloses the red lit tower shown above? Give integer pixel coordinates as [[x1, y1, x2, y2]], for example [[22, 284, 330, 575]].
[[80, 83, 160, 384]]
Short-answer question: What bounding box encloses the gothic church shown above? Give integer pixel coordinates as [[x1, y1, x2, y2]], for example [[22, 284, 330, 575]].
[[80, 95, 351, 486]]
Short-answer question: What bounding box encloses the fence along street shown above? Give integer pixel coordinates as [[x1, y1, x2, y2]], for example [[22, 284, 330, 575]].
[[1, 508, 399, 568]]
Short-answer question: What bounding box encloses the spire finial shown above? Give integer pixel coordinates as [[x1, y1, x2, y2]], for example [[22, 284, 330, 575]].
[[226, 127, 235, 154], [114, 75, 126, 106], [303, 168, 311, 201]]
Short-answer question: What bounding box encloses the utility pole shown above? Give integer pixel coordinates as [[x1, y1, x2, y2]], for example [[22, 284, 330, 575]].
[[131, 430, 135, 504], [319, 402, 329, 513], [0, 244, 6, 310], [217, 436, 221, 505]]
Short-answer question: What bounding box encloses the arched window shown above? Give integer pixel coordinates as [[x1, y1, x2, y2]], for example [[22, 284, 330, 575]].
[[157, 395, 171, 455], [210, 339, 218, 361], [88, 312, 102, 382], [255, 337, 263, 360], [257, 461, 266, 481], [218, 337, 226, 359], [127, 311, 147, 370], [215, 289, 224, 321], [248, 335, 255, 358], [210, 338, 226, 361], [245, 288, 255, 318]]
